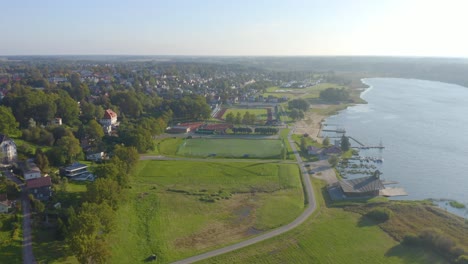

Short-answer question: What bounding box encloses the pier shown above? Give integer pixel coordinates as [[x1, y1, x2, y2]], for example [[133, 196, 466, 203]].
[[348, 136, 385, 149], [380, 188, 408, 197], [322, 128, 346, 133]]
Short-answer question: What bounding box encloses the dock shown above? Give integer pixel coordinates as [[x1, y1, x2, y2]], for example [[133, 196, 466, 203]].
[[380, 188, 408, 197], [353, 146, 385, 149], [322, 129, 346, 133], [348, 136, 385, 149], [381, 180, 399, 185]]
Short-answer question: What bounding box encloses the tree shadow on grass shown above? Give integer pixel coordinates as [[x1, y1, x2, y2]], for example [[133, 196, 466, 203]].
[[385, 243, 447, 264]]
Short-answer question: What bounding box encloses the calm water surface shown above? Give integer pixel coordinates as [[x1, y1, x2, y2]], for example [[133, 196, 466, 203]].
[[324, 78, 468, 217]]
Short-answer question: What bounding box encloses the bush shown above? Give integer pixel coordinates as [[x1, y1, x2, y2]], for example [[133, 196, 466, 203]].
[[366, 208, 393, 222], [406, 229, 465, 262], [402, 234, 420, 246], [456, 255, 468, 264]]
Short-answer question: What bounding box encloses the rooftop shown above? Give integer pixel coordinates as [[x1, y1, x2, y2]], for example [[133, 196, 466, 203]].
[[26, 177, 52, 189], [63, 162, 88, 171], [103, 109, 117, 119], [339, 176, 385, 194]]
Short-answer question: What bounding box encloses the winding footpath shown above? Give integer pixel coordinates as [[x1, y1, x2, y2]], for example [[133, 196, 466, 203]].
[[171, 127, 317, 264], [4, 170, 36, 264]]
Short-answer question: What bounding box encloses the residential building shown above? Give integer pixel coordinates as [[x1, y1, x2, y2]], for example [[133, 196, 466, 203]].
[[21, 160, 41, 180], [0, 134, 17, 165], [26, 177, 52, 201], [52, 117, 62, 126], [322, 146, 342, 155], [307, 146, 321, 155], [100, 109, 118, 126], [100, 109, 118, 134], [86, 152, 105, 161], [0, 194, 12, 213], [60, 162, 89, 178]]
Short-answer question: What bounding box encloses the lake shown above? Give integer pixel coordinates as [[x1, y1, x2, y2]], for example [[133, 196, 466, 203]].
[[323, 78, 468, 217]]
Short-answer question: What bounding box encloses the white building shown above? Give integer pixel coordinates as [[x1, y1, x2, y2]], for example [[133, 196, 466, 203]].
[[0, 134, 17, 165], [100, 109, 118, 126]]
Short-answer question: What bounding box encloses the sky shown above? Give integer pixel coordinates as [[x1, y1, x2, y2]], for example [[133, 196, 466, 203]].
[[1, 0, 468, 57]]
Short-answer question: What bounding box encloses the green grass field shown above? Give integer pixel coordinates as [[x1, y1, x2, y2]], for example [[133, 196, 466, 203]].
[[177, 138, 284, 159], [146, 137, 184, 156], [200, 180, 448, 264], [263, 83, 344, 100], [223, 108, 268, 121], [109, 160, 304, 263]]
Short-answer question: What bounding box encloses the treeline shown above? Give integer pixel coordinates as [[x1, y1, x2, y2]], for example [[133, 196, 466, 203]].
[[319, 87, 350, 102], [231, 127, 278, 135], [287, 99, 309, 121], [225, 111, 256, 125], [0, 74, 214, 161]]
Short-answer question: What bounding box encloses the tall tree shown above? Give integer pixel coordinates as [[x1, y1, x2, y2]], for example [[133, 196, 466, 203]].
[[35, 148, 49, 173], [67, 202, 115, 264], [341, 135, 350, 152], [86, 120, 104, 145], [288, 99, 309, 112], [55, 90, 80, 125], [85, 178, 121, 210], [0, 106, 20, 136], [55, 135, 82, 164], [113, 145, 139, 174], [235, 112, 242, 124], [225, 112, 235, 123], [289, 109, 304, 121]]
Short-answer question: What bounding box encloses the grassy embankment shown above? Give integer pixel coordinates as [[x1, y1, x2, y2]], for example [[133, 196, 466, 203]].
[[200, 180, 456, 264], [108, 160, 304, 263]]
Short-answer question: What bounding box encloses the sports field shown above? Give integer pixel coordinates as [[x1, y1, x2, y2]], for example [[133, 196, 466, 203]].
[[177, 138, 284, 158]]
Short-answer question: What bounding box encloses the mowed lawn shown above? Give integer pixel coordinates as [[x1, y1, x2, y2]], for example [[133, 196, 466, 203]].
[[200, 180, 447, 264], [223, 108, 268, 121], [109, 160, 304, 264], [177, 138, 284, 159]]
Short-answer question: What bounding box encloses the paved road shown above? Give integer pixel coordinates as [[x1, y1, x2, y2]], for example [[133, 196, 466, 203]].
[[4, 170, 37, 264], [171, 126, 317, 264]]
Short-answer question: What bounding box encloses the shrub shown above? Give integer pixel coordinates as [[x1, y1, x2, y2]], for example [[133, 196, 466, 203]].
[[409, 229, 466, 262], [456, 255, 468, 264], [402, 234, 420, 246], [366, 208, 393, 222]]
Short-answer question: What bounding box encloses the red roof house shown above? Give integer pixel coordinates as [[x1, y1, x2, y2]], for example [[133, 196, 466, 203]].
[[26, 177, 52, 201]]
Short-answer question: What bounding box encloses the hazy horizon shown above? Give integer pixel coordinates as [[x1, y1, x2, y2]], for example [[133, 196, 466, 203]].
[[2, 0, 468, 57]]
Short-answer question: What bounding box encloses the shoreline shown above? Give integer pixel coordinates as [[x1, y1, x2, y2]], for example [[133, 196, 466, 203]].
[[307, 78, 467, 219]]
